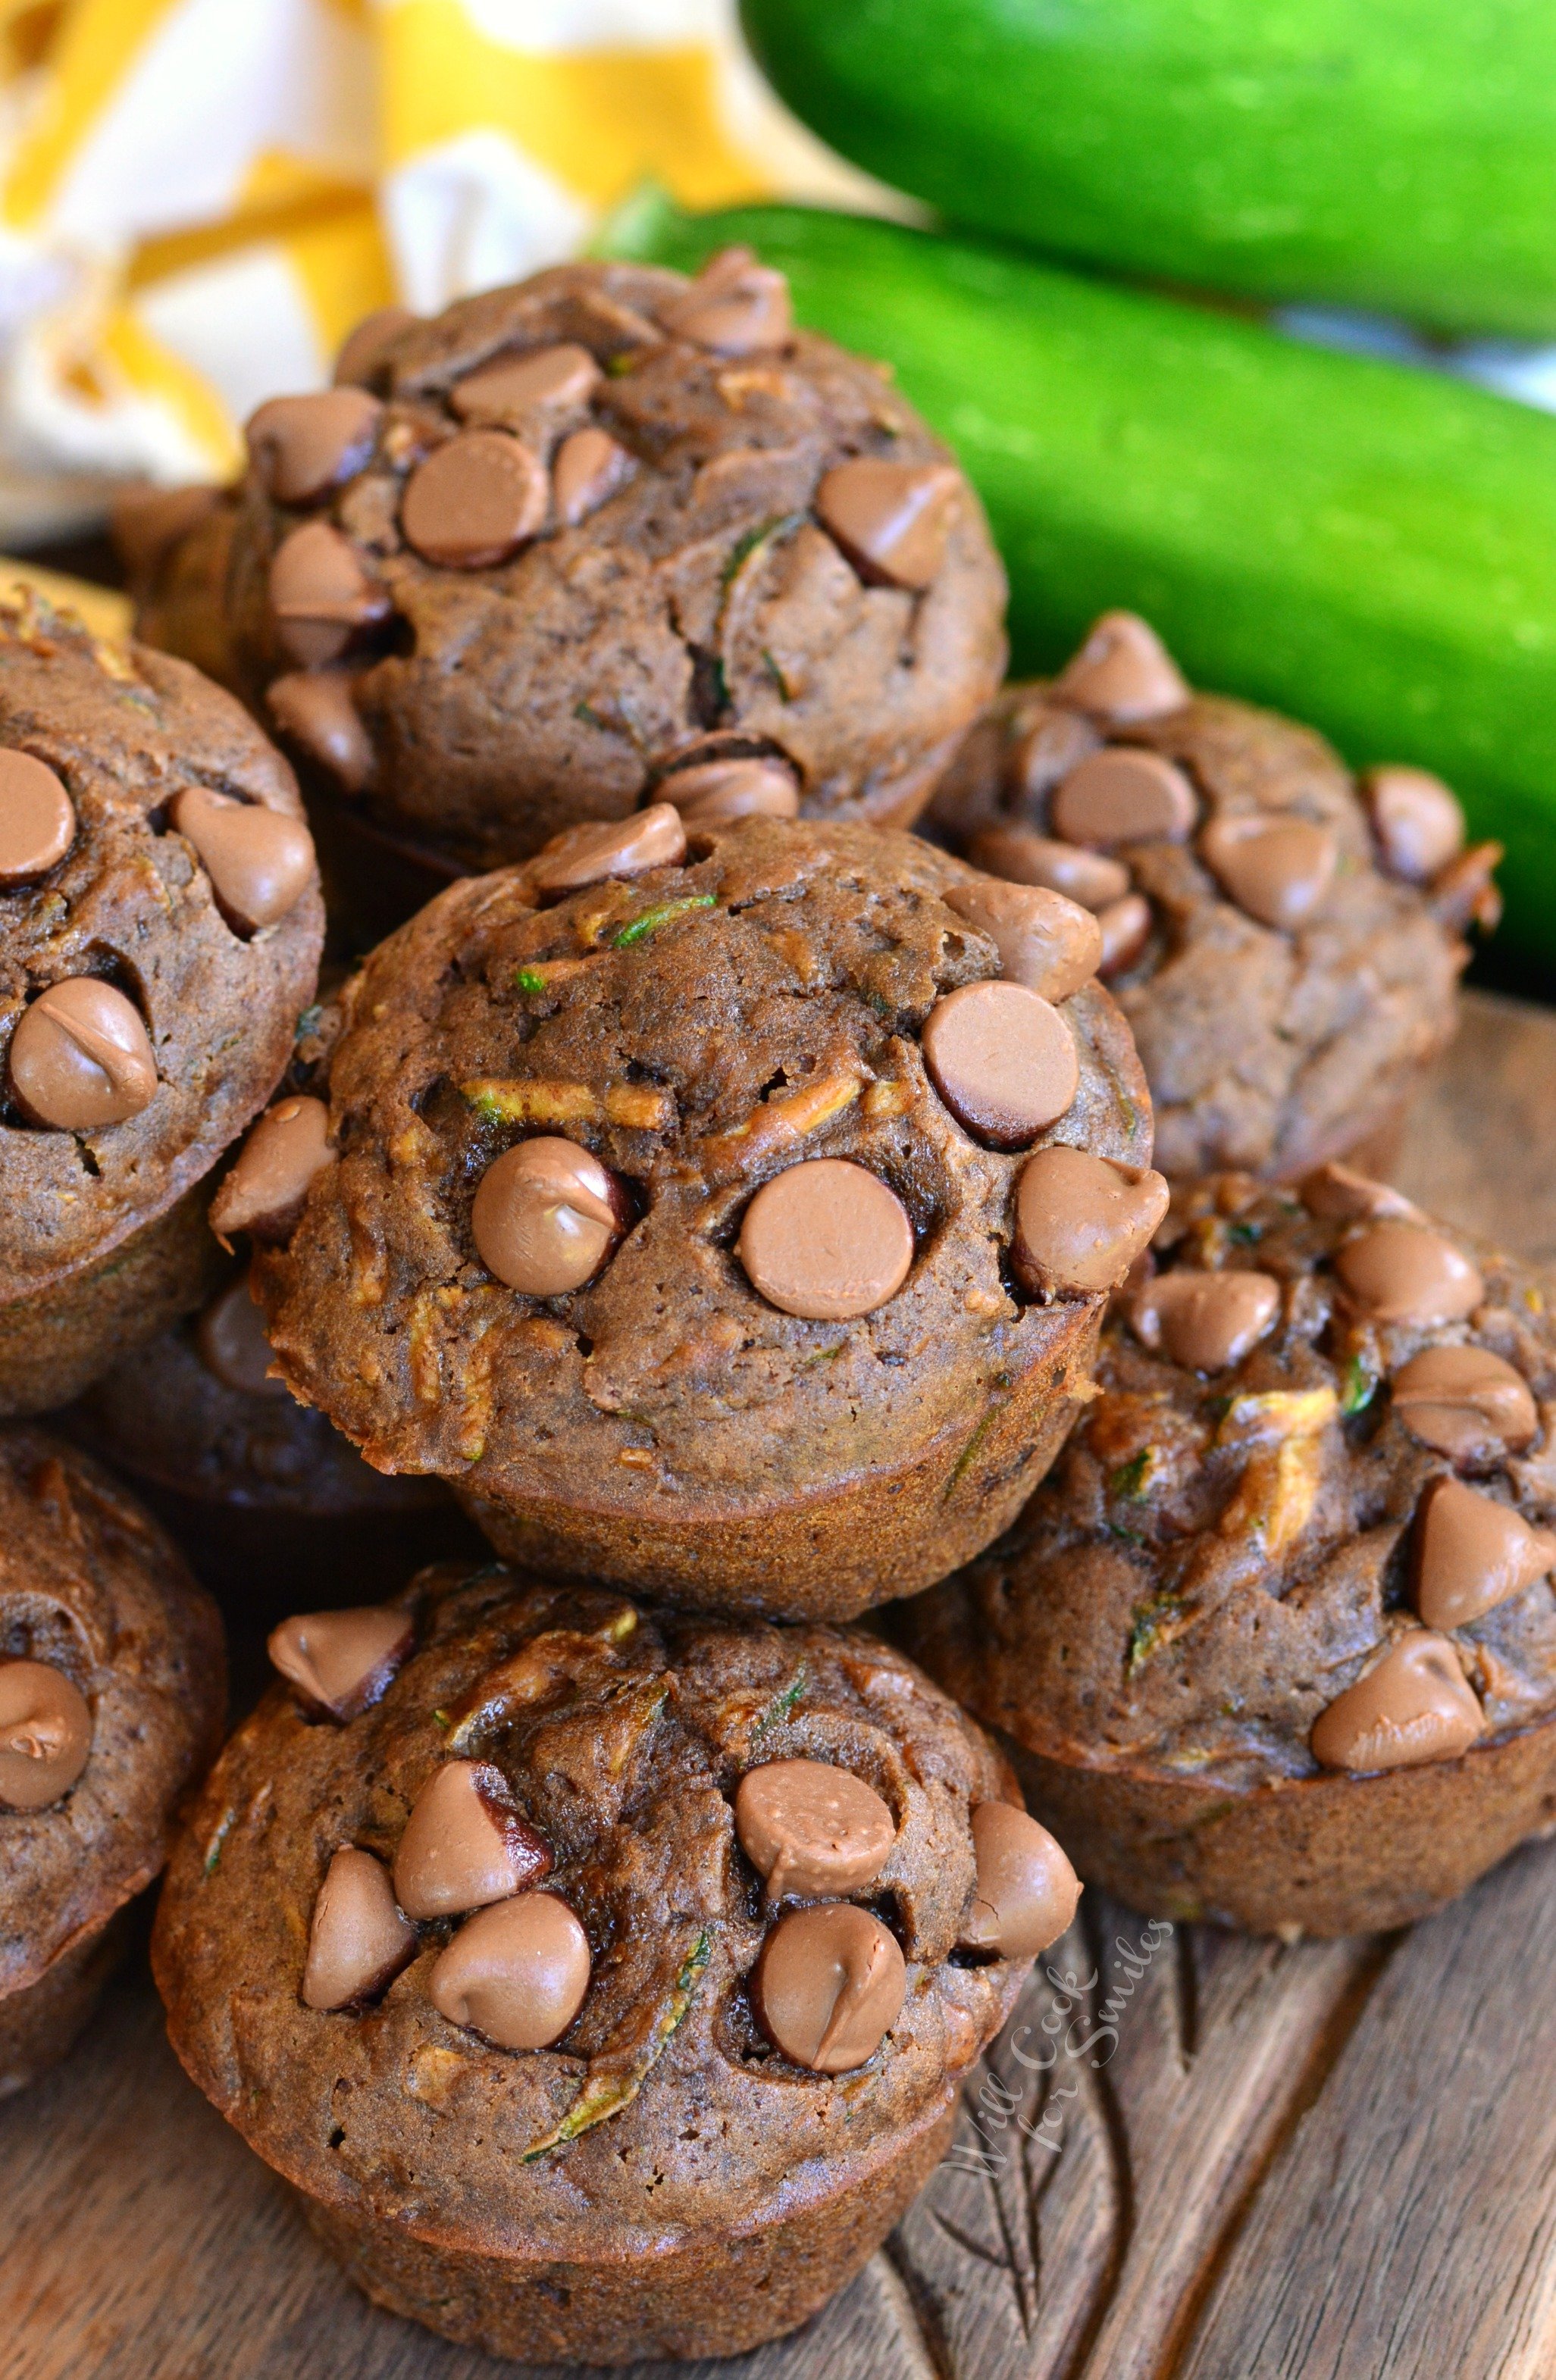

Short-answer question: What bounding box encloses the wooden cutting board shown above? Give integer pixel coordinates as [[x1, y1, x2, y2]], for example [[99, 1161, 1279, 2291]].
[[5, 987, 1555, 2380]]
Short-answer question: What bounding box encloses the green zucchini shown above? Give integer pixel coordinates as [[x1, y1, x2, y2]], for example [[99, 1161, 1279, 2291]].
[[604, 196, 1556, 960], [740, 0, 1556, 341]]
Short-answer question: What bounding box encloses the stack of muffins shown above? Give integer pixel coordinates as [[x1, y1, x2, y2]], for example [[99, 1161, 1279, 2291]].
[[2, 246, 1541, 2366]]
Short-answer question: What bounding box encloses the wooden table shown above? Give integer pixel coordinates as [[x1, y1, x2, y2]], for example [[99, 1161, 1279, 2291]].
[[8, 988, 1556, 2380]]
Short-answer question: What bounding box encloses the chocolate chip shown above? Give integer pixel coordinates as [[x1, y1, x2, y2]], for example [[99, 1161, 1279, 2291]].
[[1008, 705, 1099, 805], [302, 1846, 417, 2011], [660, 755, 799, 828], [735, 1759, 896, 1900], [1310, 1631, 1483, 1773], [552, 426, 635, 527], [0, 749, 74, 886], [1299, 1161, 1423, 1224], [268, 1605, 414, 1721], [452, 342, 602, 422], [195, 1271, 286, 1398], [922, 980, 1079, 1147], [1012, 1146, 1170, 1298], [1432, 841, 1503, 935], [1390, 1344, 1538, 1462], [661, 247, 792, 355], [752, 1903, 906, 2072], [737, 1158, 913, 1321], [816, 458, 960, 591], [246, 388, 381, 505], [401, 430, 549, 568], [393, 1759, 553, 1920], [209, 1094, 333, 1245], [8, 978, 157, 1131], [430, 1892, 592, 2050], [471, 1137, 627, 1295], [1130, 1268, 1282, 1371], [171, 785, 315, 934], [1412, 1477, 1556, 1631], [959, 1802, 1081, 1960], [333, 305, 418, 388], [526, 802, 686, 899], [1335, 1221, 1483, 1328], [1200, 814, 1338, 931], [1053, 611, 1189, 724], [943, 878, 1101, 1002], [109, 483, 218, 580], [1363, 765, 1464, 884], [268, 521, 389, 667], [966, 824, 1130, 912], [266, 671, 376, 794], [1052, 749, 1198, 848], [0, 1659, 92, 1811], [1096, 893, 1153, 977]]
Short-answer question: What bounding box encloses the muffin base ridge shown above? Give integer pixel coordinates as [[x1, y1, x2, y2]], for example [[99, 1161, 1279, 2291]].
[[0, 1907, 133, 2100]]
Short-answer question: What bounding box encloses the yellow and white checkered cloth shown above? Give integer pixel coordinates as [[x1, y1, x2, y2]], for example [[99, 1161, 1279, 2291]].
[[0, 0, 881, 541]]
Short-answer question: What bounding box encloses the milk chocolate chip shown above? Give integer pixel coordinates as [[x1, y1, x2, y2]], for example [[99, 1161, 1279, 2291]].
[[1053, 611, 1189, 724], [0, 1659, 92, 1810], [960, 1802, 1081, 1960], [1413, 1477, 1556, 1631], [1096, 893, 1153, 977], [0, 750, 74, 885], [302, 1847, 417, 2010], [1299, 1160, 1423, 1224], [1432, 841, 1503, 934], [9, 978, 157, 1131], [430, 1892, 591, 2050], [662, 247, 792, 355], [738, 1158, 913, 1321], [967, 824, 1131, 912], [401, 430, 549, 568], [266, 671, 376, 793], [1391, 1345, 1539, 1462], [735, 1759, 896, 1900], [195, 1271, 286, 1397], [209, 1095, 333, 1244], [752, 1903, 906, 2073], [171, 785, 315, 934], [661, 756, 799, 828], [268, 1605, 413, 1721], [393, 1759, 553, 1920], [246, 388, 381, 505], [1052, 749, 1198, 848], [268, 521, 389, 667], [452, 342, 602, 422], [553, 427, 635, 527], [1130, 1268, 1282, 1371], [333, 305, 418, 387], [922, 980, 1079, 1146], [816, 458, 960, 591], [942, 877, 1102, 1002], [1363, 765, 1464, 884], [527, 802, 686, 899], [1200, 814, 1338, 931], [1012, 1146, 1170, 1297], [1310, 1632, 1483, 1772], [471, 1138, 627, 1295], [1335, 1221, 1483, 1328]]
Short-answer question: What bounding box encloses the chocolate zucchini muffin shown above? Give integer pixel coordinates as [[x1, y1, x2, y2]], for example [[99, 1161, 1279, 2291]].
[[112, 482, 243, 698], [154, 1558, 1077, 2361], [242, 812, 1163, 1618], [67, 1265, 477, 1616], [0, 590, 324, 1413], [929, 612, 1496, 1180], [196, 254, 1004, 934], [902, 1165, 1556, 1937], [2, 1428, 224, 2094]]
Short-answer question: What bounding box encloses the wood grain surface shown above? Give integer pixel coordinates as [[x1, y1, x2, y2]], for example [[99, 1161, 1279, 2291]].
[[5, 987, 1556, 2380]]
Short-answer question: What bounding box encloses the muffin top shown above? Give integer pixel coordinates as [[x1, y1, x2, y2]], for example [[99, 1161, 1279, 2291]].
[[225, 255, 1007, 871], [903, 1168, 1556, 1787], [930, 611, 1494, 1178], [154, 1559, 1067, 2252], [244, 816, 1157, 1522], [0, 595, 323, 1299], [1, 1428, 225, 1996]]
